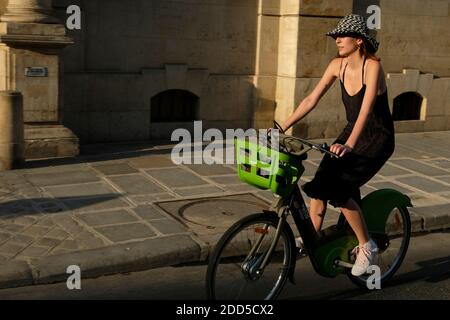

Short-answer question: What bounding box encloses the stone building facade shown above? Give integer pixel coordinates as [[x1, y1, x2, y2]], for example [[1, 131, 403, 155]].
[[0, 0, 449, 150]]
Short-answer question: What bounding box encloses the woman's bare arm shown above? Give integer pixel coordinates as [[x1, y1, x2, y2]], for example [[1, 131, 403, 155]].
[[281, 58, 341, 132]]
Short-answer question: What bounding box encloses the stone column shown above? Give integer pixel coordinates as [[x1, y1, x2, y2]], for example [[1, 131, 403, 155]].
[[0, 91, 24, 170], [1, 0, 58, 23], [0, 0, 79, 160]]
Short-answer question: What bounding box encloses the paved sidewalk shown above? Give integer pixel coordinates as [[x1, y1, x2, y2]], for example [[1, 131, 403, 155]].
[[0, 131, 449, 289]]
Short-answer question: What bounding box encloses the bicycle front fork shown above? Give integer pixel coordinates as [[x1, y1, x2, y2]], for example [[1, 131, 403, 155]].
[[241, 211, 288, 279]]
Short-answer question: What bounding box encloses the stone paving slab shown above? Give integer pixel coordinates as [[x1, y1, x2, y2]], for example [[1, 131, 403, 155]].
[[61, 195, 130, 212], [131, 205, 169, 220], [360, 184, 378, 196], [76, 209, 139, 227], [378, 163, 413, 176], [94, 223, 157, 243], [129, 156, 176, 169], [185, 164, 235, 176], [369, 181, 417, 195], [389, 159, 449, 176], [391, 145, 439, 159], [172, 186, 225, 197], [127, 194, 176, 204], [91, 163, 139, 176], [407, 192, 448, 207], [207, 175, 244, 185], [43, 182, 118, 198], [426, 159, 450, 169], [106, 175, 166, 194], [302, 161, 319, 177], [223, 184, 260, 192], [437, 176, 450, 184], [145, 168, 209, 188], [150, 219, 188, 235], [396, 176, 449, 193], [24, 170, 100, 187], [255, 190, 277, 202], [19, 164, 91, 175]]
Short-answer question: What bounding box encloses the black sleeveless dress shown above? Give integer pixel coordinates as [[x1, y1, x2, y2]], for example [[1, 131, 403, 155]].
[[302, 57, 395, 208]]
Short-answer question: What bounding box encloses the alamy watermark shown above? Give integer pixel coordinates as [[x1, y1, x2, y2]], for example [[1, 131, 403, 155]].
[[366, 5, 381, 30], [366, 265, 382, 290], [66, 5, 81, 30], [170, 121, 279, 167], [66, 265, 81, 290]]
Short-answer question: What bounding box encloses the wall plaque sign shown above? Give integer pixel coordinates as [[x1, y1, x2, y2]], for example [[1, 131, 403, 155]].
[[25, 67, 49, 77]]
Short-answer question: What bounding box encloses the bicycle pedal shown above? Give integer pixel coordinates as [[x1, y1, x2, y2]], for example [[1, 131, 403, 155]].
[[297, 248, 308, 258]]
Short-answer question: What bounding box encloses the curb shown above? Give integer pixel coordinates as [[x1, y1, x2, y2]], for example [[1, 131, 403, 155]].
[[0, 234, 204, 290], [410, 206, 450, 232]]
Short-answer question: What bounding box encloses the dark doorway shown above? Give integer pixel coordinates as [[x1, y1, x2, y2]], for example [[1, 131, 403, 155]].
[[151, 90, 199, 122], [392, 92, 423, 121]]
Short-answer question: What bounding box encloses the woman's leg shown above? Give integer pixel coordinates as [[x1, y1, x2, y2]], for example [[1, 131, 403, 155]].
[[309, 198, 327, 232], [341, 197, 379, 276], [340, 198, 369, 244]]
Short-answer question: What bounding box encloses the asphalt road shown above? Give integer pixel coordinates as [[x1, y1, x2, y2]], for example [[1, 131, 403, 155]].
[[0, 231, 448, 300]]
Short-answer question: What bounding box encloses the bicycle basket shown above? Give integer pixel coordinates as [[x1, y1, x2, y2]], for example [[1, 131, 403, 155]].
[[235, 138, 305, 196]]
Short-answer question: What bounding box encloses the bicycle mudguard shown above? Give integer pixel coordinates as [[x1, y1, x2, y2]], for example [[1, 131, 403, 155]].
[[361, 189, 413, 233]]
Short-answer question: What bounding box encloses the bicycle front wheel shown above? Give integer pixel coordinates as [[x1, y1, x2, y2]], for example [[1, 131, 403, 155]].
[[206, 212, 295, 300]]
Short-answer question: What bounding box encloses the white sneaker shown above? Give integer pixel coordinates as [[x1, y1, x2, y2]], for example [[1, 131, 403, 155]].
[[351, 239, 379, 276]]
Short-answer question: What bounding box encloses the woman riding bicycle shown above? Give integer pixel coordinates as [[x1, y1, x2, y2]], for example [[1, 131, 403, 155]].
[[279, 14, 395, 277]]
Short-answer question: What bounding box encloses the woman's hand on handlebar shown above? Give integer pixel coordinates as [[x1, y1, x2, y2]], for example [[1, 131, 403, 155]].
[[330, 143, 353, 157]]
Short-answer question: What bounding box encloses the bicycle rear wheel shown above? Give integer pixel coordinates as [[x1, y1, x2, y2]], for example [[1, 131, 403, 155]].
[[206, 212, 295, 300], [347, 206, 411, 288]]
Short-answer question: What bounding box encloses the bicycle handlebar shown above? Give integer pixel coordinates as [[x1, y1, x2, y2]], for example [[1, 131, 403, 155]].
[[276, 132, 339, 159]]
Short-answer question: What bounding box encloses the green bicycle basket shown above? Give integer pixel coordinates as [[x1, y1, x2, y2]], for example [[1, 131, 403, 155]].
[[235, 137, 305, 196]]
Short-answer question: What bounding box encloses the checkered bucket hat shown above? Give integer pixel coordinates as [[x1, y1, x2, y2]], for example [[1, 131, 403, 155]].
[[326, 14, 379, 53]]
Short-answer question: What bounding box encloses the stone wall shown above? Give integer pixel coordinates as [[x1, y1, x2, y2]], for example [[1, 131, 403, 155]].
[[0, 1, 6, 15], [53, 0, 259, 143], [7, 0, 447, 143]]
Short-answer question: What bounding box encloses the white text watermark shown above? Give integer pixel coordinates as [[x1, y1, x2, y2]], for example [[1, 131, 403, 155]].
[[66, 265, 81, 290], [170, 121, 279, 167]]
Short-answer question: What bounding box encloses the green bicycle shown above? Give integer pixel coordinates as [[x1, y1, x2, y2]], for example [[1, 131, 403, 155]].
[[205, 129, 412, 300]]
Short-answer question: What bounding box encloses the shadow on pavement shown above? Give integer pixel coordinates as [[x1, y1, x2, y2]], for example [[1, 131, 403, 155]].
[[394, 255, 450, 284], [23, 144, 174, 170], [21, 140, 236, 170], [0, 194, 124, 218]]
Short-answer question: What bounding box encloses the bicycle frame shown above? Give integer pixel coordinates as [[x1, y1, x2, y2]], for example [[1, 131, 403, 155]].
[[272, 185, 358, 279]]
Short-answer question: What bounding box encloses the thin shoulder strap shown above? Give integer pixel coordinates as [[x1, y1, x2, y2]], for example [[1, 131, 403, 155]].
[[339, 58, 344, 80], [362, 56, 367, 85], [342, 59, 348, 83]]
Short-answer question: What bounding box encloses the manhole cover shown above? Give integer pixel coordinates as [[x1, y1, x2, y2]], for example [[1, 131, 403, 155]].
[[155, 194, 270, 235]]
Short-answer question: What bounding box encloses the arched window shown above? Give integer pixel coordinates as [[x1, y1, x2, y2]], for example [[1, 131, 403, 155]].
[[151, 90, 199, 122], [392, 92, 424, 121]]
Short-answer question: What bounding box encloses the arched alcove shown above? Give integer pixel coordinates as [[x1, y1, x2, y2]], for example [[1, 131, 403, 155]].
[[150, 89, 199, 122], [392, 91, 424, 121]]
